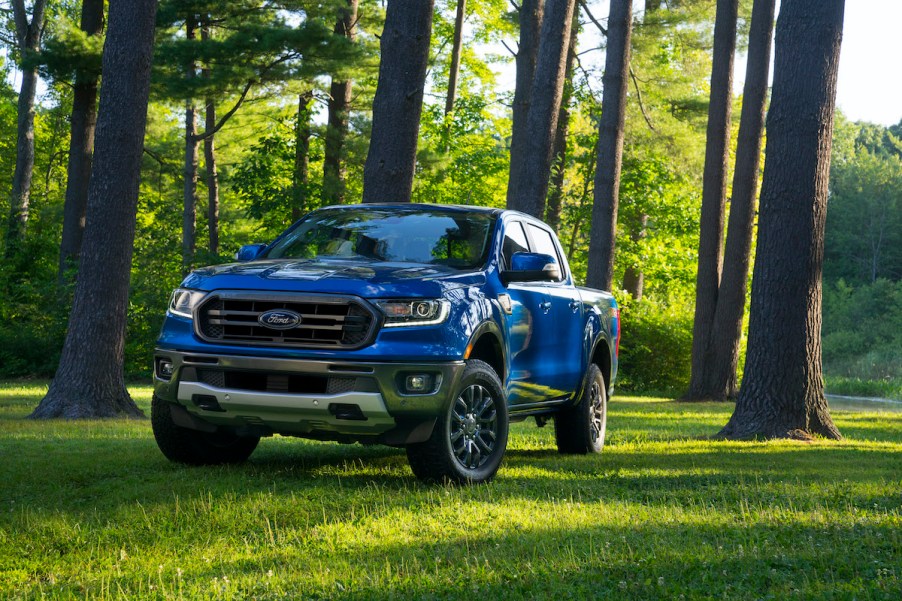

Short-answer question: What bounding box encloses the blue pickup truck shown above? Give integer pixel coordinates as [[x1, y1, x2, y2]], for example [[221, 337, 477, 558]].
[[152, 204, 619, 484]]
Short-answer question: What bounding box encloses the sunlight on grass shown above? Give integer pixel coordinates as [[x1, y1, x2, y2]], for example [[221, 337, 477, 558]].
[[1, 382, 900, 599]]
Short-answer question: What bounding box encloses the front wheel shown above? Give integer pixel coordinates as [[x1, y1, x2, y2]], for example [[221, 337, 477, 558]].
[[406, 360, 509, 485], [554, 363, 607, 454], [151, 395, 259, 465]]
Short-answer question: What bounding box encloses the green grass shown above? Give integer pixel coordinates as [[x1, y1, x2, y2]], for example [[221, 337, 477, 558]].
[[826, 375, 902, 401], [1, 381, 901, 599]]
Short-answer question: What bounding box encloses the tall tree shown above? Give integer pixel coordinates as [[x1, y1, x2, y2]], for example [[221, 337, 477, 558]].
[[293, 91, 313, 220], [201, 19, 220, 255], [5, 0, 48, 257], [703, 0, 776, 400], [362, 0, 434, 203], [545, 10, 578, 233], [720, 0, 845, 440], [505, 0, 542, 210], [585, 0, 632, 290], [57, 0, 105, 283], [444, 0, 466, 115], [505, 0, 576, 219], [181, 18, 199, 268], [687, 0, 739, 400], [323, 0, 358, 205], [31, 0, 159, 419]]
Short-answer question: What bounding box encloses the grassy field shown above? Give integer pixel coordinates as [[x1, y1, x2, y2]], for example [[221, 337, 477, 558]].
[[1, 382, 900, 600]]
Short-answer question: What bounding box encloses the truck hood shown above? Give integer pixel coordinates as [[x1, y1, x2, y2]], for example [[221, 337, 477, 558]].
[[180, 258, 486, 298]]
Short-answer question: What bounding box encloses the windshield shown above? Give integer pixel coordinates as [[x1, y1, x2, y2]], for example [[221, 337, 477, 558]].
[[264, 208, 496, 270]]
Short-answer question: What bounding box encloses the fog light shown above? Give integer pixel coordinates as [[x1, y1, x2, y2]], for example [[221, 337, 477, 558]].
[[405, 374, 433, 393], [157, 359, 174, 379]]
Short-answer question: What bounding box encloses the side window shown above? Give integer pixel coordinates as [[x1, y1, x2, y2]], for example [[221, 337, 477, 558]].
[[501, 221, 530, 270], [525, 223, 565, 281]]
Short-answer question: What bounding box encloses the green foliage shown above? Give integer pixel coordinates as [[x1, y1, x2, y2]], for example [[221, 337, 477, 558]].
[[616, 296, 694, 394], [826, 141, 902, 284], [414, 97, 509, 207], [231, 116, 323, 238], [38, 12, 104, 82], [2, 384, 901, 598], [822, 279, 902, 381]]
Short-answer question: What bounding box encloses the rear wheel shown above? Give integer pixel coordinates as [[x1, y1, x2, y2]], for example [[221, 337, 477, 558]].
[[151, 395, 259, 465], [555, 364, 607, 454], [406, 360, 509, 484]]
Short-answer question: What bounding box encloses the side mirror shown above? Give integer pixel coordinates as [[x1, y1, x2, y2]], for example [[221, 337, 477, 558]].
[[501, 252, 561, 285], [236, 243, 267, 262]]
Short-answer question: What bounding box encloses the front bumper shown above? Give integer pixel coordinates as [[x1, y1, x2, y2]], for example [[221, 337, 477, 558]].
[[153, 350, 465, 444]]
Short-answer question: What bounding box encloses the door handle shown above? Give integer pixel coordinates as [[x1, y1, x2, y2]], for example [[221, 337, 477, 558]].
[[569, 300, 581, 312], [539, 301, 552, 313]]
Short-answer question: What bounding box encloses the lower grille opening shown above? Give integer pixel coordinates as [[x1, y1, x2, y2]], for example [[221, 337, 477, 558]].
[[197, 369, 362, 395]]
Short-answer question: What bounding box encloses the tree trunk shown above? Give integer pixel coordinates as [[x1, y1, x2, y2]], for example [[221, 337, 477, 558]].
[[720, 0, 845, 441], [201, 21, 219, 255], [585, 0, 632, 290], [31, 0, 159, 419], [445, 0, 466, 115], [323, 0, 358, 205], [506, 0, 576, 219], [705, 0, 776, 401], [5, 0, 47, 257], [203, 98, 218, 255], [687, 0, 739, 400], [182, 18, 198, 268], [58, 0, 104, 282], [623, 213, 648, 299], [545, 11, 579, 233], [293, 92, 313, 221], [506, 0, 543, 210], [362, 0, 434, 204]]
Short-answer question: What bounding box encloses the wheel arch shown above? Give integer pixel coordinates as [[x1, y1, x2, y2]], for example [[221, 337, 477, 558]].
[[590, 335, 613, 392], [464, 321, 506, 382]]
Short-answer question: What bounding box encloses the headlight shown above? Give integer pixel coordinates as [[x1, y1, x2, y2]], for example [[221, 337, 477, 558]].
[[372, 299, 450, 327], [168, 288, 206, 318]]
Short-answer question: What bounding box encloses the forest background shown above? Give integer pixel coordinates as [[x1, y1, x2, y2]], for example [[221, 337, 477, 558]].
[[0, 0, 899, 399]]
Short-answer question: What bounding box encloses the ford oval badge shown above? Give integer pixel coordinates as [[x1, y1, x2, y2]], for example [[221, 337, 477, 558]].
[[258, 309, 302, 330]]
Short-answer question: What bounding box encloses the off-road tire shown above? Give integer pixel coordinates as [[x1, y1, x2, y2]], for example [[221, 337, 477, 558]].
[[151, 394, 259, 465], [406, 360, 509, 485], [554, 363, 607, 454]]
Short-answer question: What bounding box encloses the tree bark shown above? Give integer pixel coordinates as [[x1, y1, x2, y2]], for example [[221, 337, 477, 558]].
[[705, 0, 776, 401], [362, 0, 434, 203], [506, 0, 543, 210], [201, 21, 219, 255], [545, 11, 579, 233], [182, 18, 199, 268], [31, 0, 159, 419], [506, 0, 576, 219], [687, 0, 739, 400], [323, 0, 358, 205], [293, 91, 313, 221], [5, 0, 47, 257], [720, 0, 845, 440], [585, 0, 632, 290], [444, 0, 466, 115], [58, 0, 105, 282]]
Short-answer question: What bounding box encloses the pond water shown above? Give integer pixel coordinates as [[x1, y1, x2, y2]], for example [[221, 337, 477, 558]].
[[826, 394, 902, 412]]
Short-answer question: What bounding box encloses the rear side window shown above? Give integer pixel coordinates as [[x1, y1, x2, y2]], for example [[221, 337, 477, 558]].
[[501, 221, 530, 269], [525, 223, 565, 281]]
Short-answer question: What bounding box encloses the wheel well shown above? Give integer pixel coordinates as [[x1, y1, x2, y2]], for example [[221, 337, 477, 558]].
[[591, 341, 612, 388], [467, 334, 505, 380]]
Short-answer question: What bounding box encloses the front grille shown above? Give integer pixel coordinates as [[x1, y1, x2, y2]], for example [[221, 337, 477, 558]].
[[196, 293, 378, 349]]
